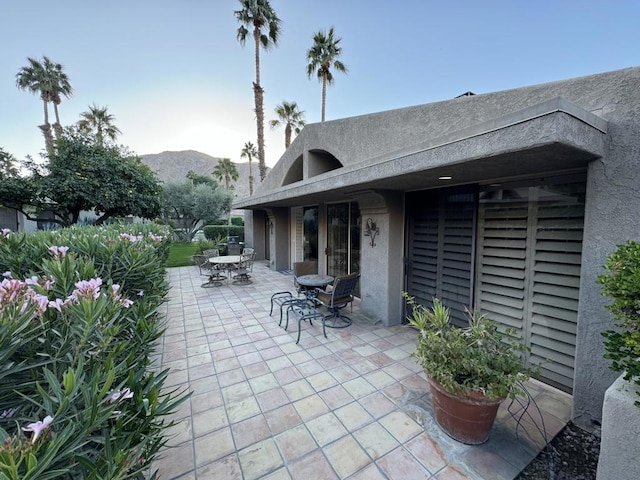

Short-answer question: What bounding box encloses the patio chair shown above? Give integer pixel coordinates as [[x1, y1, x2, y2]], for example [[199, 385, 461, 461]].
[[232, 252, 256, 285], [293, 260, 318, 296], [315, 273, 360, 328], [242, 247, 255, 256], [194, 254, 226, 287], [269, 260, 318, 325]]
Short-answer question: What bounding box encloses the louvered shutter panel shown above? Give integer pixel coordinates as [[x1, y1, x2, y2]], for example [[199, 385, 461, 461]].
[[406, 188, 475, 327], [476, 182, 584, 392], [528, 194, 584, 390]]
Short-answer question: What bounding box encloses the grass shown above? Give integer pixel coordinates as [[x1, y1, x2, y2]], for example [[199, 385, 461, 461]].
[[167, 242, 199, 268]]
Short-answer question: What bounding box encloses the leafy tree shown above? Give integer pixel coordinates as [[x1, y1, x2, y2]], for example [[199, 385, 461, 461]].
[[306, 27, 348, 122], [270, 101, 305, 149], [0, 148, 19, 179], [186, 170, 218, 187], [163, 180, 233, 242], [0, 129, 162, 227], [77, 103, 122, 146], [213, 158, 239, 190], [235, 0, 281, 182], [240, 141, 257, 195], [16, 56, 73, 151]]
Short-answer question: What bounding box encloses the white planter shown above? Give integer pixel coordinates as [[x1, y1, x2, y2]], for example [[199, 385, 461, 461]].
[[596, 374, 640, 480]]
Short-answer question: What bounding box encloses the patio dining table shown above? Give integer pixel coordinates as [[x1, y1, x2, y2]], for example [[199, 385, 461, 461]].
[[208, 255, 242, 277]]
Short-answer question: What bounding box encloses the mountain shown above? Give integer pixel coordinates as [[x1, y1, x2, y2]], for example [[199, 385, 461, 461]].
[[140, 150, 267, 201]]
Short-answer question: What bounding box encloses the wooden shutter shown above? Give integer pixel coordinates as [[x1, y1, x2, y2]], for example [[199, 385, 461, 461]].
[[406, 188, 475, 327], [476, 181, 585, 392]]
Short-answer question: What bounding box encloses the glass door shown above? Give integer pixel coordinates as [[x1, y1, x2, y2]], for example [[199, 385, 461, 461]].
[[326, 202, 361, 295], [303, 206, 318, 262]]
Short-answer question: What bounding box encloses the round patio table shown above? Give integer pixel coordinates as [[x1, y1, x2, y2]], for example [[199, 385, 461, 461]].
[[295, 274, 334, 290]]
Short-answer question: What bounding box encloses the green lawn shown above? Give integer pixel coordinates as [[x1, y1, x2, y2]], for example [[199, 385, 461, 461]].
[[167, 242, 199, 268]]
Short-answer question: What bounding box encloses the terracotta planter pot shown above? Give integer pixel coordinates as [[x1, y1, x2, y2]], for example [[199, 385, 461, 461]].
[[428, 377, 505, 445]]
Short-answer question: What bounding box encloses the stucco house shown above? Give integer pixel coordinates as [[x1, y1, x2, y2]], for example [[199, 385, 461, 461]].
[[234, 66, 640, 429]]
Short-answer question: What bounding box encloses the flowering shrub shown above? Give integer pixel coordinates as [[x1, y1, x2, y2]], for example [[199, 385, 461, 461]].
[[0, 224, 187, 478]]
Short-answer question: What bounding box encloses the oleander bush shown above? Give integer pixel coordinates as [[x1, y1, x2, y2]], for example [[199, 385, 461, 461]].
[[0, 224, 189, 479], [598, 240, 640, 406]]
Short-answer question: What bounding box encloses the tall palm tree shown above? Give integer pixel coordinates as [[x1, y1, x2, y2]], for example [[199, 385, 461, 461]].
[[270, 101, 306, 148], [78, 103, 122, 146], [213, 158, 240, 190], [306, 27, 348, 122], [16, 56, 72, 152], [234, 0, 281, 182], [240, 141, 258, 196]]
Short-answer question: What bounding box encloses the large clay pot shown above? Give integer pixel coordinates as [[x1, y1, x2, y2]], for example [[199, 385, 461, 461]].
[[428, 377, 505, 445]]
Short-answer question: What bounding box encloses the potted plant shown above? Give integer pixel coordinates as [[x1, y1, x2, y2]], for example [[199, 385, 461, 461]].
[[598, 240, 640, 406], [403, 293, 531, 444]]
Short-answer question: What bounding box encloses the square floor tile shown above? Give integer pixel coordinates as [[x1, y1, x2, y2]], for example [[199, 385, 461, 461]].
[[288, 450, 338, 480], [264, 404, 303, 435], [319, 385, 354, 410], [238, 438, 284, 480], [293, 394, 330, 421], [231, 414, 271, 450], [353, 422, 399, 459], [379, 411, 423, 443], [194, 426, 235, 466], [324, 435, 371, 478], [335, 401, 374, 430], [306, 412, 348, 446], [274, 424, 318, 462], [377, 446, 433, 479]]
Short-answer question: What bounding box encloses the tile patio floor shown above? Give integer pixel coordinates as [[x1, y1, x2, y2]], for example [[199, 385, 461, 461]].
[[152, 262, 572, 480]]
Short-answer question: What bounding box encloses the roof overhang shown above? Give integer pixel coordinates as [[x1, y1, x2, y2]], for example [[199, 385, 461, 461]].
[[235, 97, 607, 209]]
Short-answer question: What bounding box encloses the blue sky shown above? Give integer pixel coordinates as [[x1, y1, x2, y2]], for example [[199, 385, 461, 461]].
[[2, 0, 639, 167]]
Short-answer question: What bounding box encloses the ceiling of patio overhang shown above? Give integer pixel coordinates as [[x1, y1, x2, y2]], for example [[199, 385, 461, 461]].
[[234, 108, 606, 210]]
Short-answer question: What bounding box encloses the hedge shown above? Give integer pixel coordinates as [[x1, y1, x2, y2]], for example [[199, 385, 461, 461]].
[[0, 224, 188, 479]]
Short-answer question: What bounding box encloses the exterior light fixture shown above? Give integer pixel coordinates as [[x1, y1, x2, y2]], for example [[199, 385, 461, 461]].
[[364, 218, 379, 247], [439, 176, 452, 180]]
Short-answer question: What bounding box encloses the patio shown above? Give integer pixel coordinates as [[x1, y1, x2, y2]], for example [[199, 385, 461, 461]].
[[152, 262, 572, 479]]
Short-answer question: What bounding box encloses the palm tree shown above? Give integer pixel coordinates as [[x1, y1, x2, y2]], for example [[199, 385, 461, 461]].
[[213, 158, 240, 190], [78, 103, 122, 146], [306, 27, 348, 122], [234, 0, 281, 182], [270, 101, 306, 148], [16, 56, 72, 152], [240, 141, 258, 196]]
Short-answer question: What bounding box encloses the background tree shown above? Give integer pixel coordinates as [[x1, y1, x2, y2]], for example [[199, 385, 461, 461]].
[[77, 103, 122, 146], [213, 157, 239, 190], [240, 141, 258, 196], [235, 0, 281, 182], [0, 129, 162, 227], [186, 170, 218, 187], [0, 148, 19, 179], [162, 180, 233, 242], [306, 27, 348, 122], [15, 56, 72, 151], [270, 101, 305, 148]]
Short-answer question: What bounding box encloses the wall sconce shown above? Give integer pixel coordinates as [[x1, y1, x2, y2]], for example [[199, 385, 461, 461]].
[[363, 218, 379, 247]]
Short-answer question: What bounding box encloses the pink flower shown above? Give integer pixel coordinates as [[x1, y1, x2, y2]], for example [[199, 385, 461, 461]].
[[21, 415, 53, 443], [48, 246, 70, 259], [24, 276, 39, 286], [2, 272, 12, 279], [70, 278, 103, 301], [33, 294, 49, 315], [48, 298, 64, 312], [120, 299, 134, 308], [1, 228, 11, 238], [108, 388, 134, 404]]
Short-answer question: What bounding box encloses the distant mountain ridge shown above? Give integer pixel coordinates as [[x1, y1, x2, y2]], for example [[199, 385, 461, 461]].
[[140, 150, 267, 201]]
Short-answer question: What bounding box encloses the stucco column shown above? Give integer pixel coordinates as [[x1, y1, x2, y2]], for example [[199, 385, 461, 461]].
[[352, 190, 405, 326], [266, 207, 289, 271]]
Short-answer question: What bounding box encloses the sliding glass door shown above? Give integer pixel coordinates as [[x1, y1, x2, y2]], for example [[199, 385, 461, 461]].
[[326, 203, 360, 294]]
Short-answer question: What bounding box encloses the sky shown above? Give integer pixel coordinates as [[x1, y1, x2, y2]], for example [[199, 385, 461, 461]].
[[1, 0, 639, 168]]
